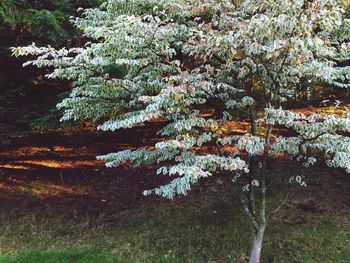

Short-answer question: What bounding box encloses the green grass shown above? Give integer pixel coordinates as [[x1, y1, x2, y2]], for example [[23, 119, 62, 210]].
[[0, 179, 350, 263], [0, 247, 127, 263]]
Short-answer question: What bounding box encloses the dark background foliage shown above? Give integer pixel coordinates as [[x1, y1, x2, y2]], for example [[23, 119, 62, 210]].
[[0, 0, 101, 137]]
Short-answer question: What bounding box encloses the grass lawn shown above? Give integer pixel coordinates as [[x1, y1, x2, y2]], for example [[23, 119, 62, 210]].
[[0, 176, 350, 263]]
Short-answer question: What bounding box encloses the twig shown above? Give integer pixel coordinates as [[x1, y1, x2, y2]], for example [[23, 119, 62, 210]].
[[267, 185, 291, 219], [59, 171, 64, 185]]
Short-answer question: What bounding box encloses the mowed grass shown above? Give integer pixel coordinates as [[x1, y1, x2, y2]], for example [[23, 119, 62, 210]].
[[0, 174, 350, 262]]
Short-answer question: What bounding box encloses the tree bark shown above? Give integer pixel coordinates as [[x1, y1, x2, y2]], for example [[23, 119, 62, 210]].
[[249, 225, 265, 263]]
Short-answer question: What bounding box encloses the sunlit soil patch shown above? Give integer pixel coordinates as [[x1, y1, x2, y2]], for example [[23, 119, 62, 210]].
[[0, 144, 148, 159], [0, 146, 74, 157], [17, 181, 89, 197], [0, 183, 12, 191], [0, 160, 104, 171], [14, 160, 103, 169], [293, 104, 349, 116], [52, 146, 74, 152], [315, 106, 349, 116], [0, 164, 34, 170], [225, 120, 251, 134], [0, 179, 89, 197], [18, 146, 52, 154]]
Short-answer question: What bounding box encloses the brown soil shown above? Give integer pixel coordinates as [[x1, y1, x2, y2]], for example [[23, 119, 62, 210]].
[[0, 125, 169, 216], [1, 114, 349, 220]]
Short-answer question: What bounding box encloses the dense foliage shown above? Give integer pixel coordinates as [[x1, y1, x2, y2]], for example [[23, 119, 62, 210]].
[[0, 0, 101, 136], [14, 0, 350, 262], [0, 0, 102, 45]]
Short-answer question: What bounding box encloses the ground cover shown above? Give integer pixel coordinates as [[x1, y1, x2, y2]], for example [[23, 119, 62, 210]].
[[0, 120, 349, 262]]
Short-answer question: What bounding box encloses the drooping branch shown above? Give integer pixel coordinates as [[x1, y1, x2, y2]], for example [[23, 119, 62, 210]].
[[267, 184, 291, 219]]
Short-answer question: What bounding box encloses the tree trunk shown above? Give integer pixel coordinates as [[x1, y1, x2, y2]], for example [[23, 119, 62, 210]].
[[249, 225, 265, 263]]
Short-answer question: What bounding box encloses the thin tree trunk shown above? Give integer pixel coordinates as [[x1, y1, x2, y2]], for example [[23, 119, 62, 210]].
[[249, 225, 265, 263]]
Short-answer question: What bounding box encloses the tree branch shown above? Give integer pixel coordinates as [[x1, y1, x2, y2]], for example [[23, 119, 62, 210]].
[[241, 191, 259, 232], [267, 184, 291, 219]]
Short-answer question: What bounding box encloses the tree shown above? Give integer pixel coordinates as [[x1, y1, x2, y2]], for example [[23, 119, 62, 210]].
[[13, 0, 350, 262]]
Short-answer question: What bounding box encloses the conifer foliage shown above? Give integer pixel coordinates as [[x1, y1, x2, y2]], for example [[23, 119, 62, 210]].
[[13, 0, 350, 262]]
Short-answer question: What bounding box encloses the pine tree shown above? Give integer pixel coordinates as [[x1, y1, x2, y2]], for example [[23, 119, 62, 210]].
[[0, 0, 103, 136], [13, 0, 350, 262]]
